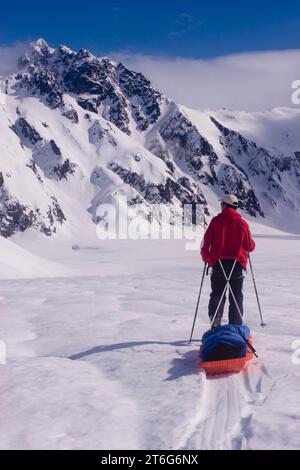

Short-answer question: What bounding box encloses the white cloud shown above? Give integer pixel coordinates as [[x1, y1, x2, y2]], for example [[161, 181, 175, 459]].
[[112, 49, 300, 111], [0, 41, 28, 77]]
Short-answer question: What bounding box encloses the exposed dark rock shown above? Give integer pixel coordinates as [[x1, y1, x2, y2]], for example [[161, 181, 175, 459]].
[[108, 162, 208, 212], [77, 98, 98, 113], [53, 158, 75, 180], [0, 175, 66, 237], [50, 139, 62, 156], [295, 151, 300, 164], [32, 139, 76, 181], [210, 117, 269, 217], [16, 69, 64, 109], [0, 178, 37, 237], [51, 196, 66, 224], [11, 118, 42, 147], [62, 107, 79, 123], [109, 99, 130, 135], [118, 63, 162, 130], [159, 111, 219, 184], [26, 161, 44, 183], [219, 165, 263, 217], [165, 161, 175, 174]]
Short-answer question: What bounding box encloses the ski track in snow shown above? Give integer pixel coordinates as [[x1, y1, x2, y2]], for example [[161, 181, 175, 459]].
[[178, 362, 274, 450]]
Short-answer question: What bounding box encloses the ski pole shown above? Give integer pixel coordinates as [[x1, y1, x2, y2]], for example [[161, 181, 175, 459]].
[[217, 259, 243, 324], [189, 262, 207, 344], [248, 253, 266, 327]]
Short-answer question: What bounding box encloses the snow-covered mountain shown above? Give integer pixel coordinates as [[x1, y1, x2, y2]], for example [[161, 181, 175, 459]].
[[1, 38, 300, 238]]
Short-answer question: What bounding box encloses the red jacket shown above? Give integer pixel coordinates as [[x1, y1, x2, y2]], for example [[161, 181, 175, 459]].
[[201, 208, 255, 268]]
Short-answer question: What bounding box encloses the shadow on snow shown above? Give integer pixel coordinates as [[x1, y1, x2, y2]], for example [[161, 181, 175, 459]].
[[68, 340, 201, 380]]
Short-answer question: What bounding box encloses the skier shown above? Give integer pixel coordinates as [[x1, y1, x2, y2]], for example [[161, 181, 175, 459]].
[[201, 194, 255, 328]]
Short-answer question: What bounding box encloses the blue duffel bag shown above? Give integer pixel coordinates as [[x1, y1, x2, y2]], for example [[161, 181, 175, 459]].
[[200, 324, 251, 362]]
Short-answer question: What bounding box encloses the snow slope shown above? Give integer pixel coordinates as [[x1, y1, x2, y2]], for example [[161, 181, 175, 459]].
[[0, 234, 299, 450], [0, 235, 70, 279]]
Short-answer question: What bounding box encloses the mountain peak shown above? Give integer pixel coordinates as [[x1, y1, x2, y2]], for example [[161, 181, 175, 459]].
[[31, 38, 54, 55], [76, 48, 94, 60], [18, 38, 55, 70], [57, 44, 74, 55]]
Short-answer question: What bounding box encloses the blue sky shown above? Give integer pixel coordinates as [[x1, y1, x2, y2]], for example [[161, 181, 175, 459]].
[[1, 0, 300, 57]]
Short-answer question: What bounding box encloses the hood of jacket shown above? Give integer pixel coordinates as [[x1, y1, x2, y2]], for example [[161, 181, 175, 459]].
[[219, 207, 242, 222]]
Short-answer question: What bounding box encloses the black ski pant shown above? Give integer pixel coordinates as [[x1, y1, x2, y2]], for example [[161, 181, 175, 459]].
[[208, 259, 244, 325]]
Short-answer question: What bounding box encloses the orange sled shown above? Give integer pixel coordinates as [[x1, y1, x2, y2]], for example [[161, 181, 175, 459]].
[[196, 337, 254, 375]]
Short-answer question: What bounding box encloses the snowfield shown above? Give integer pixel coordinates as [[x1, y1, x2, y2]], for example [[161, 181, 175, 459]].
[[0, 230, 300, 450]]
